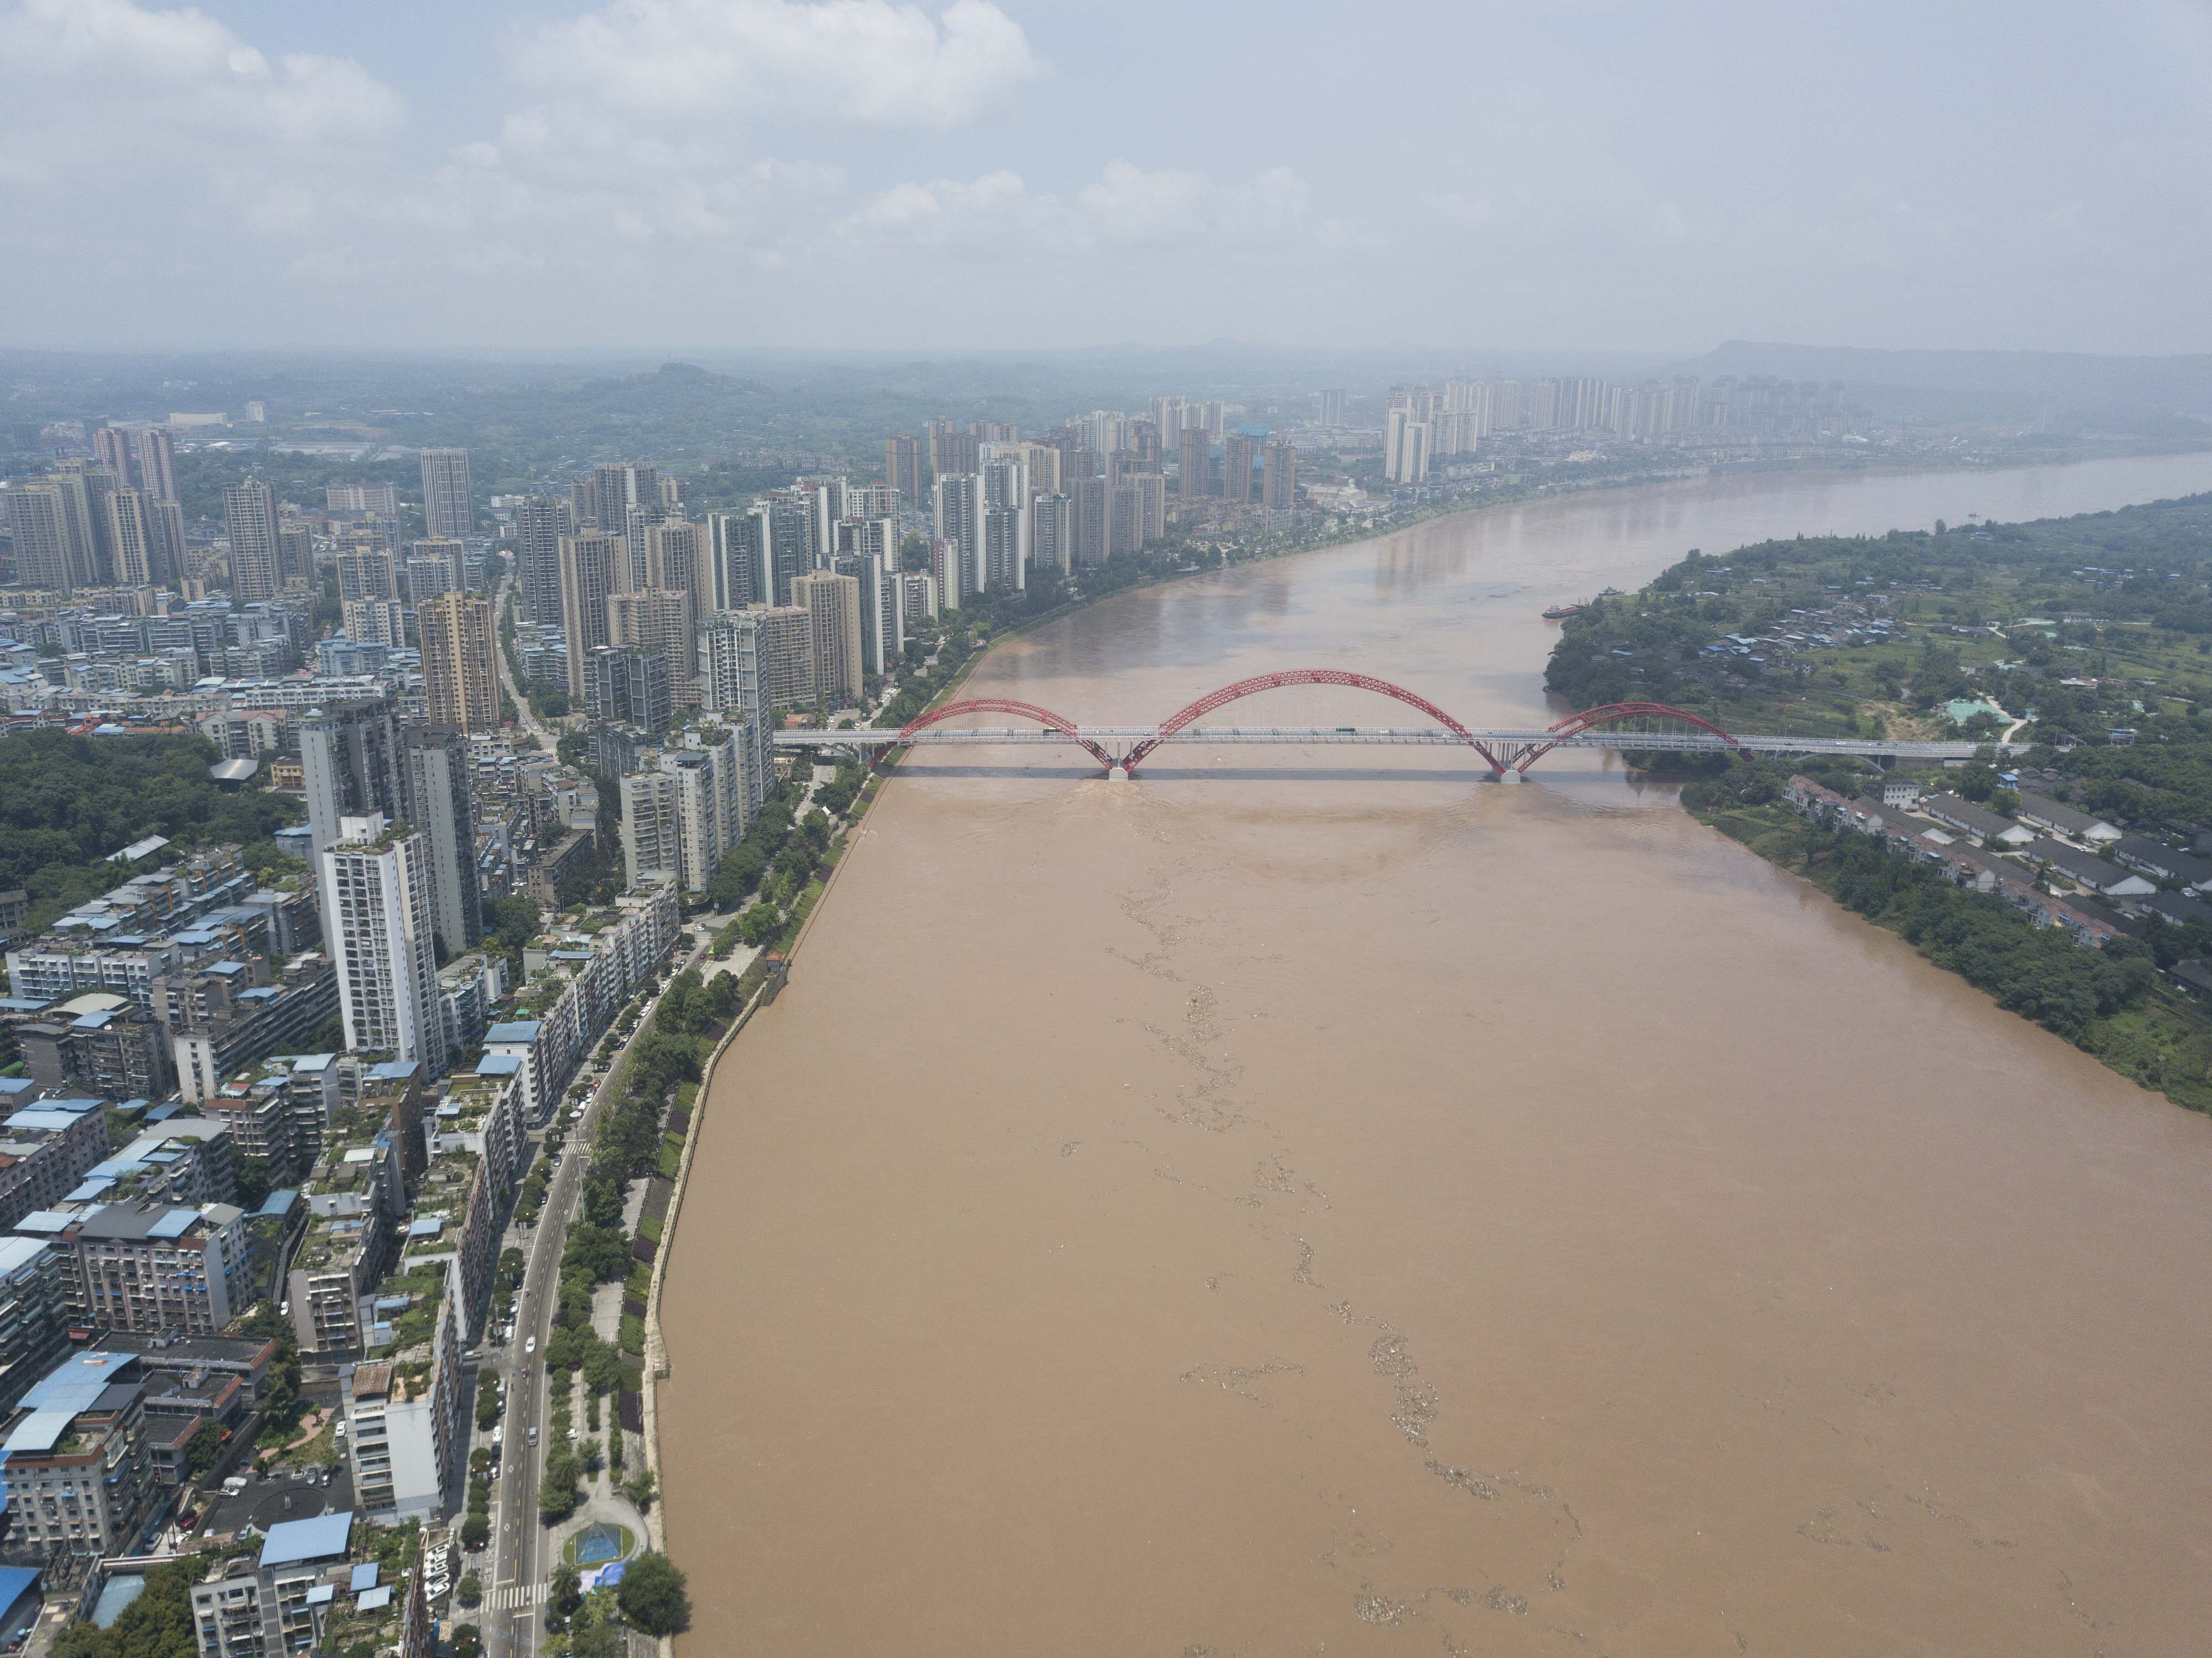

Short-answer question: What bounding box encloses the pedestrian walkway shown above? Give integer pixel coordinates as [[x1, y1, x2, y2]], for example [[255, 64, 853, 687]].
[[486, 1582, 549, 1611]]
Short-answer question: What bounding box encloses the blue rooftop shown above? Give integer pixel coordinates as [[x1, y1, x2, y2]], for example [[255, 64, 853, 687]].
[[405, 1217, 444, 1239], [253, 1189, 299, 1220], [349, 1563, 378, 1592], [0, 1567, 39, 1617], [484, 1021, 540, 1043], [475, 1055, 522, 1077], [367, 1061, 418, 1082], [258, 1510, 354, 1569], [6, 1111, 86, 1133]]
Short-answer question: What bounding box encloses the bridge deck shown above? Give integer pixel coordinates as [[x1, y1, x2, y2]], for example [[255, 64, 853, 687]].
[[771, 725, 2008, 760]]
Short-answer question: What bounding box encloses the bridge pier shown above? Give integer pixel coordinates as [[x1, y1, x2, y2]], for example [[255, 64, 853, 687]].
[[1495, 768, 1521, 784], [1108, 765, 1129, 782]]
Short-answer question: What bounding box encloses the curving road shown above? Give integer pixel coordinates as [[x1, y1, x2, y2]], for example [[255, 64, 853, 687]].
[[496, 571, 559, 749]]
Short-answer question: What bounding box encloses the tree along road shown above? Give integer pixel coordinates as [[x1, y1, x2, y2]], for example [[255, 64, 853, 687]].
[[484, 924, 711, 1658]]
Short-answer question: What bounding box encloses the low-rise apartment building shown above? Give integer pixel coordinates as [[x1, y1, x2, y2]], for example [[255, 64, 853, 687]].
[[343, 1260, 467, 1522], [44, 1198, 252, 1335], [0, 1349, 157, 1555], [0, 1098, 116, 1231]]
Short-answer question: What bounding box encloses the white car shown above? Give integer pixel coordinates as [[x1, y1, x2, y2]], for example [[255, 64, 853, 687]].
[[524, 1335, 537, 1356]]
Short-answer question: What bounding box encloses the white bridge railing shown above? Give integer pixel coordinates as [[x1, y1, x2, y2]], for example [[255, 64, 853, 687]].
[[771, 724, 2011, 761]]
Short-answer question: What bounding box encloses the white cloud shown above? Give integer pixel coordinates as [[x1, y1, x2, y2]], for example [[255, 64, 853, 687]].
[[0, 0, 404, 185], [510, 0, 1040, 131]]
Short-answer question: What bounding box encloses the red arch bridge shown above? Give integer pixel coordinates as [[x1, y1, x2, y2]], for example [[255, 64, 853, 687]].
[[770, 670, 2018, 779]]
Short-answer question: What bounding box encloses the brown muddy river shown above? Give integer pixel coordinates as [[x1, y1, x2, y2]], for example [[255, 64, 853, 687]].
[[662, 456, 2212, 1656]]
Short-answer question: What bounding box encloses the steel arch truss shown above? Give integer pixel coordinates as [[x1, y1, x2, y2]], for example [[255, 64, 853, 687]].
[[1122, 669, 1510, 774], [1497, 701, 1742, 773], [897, 697, 1117, 770]]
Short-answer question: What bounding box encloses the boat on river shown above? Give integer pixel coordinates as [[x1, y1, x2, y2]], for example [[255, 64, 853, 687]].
[[1542, 601, 1587, 621]]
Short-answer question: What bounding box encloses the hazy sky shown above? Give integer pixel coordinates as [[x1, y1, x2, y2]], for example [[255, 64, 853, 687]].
[[3, 0, 2209, 355]]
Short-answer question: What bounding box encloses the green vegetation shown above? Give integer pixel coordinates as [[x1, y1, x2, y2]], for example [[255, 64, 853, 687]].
[[186, 1419, 225, 1480], [49, 1555, 202, 1658], [483, 895, 544, 980], [1553, 495, 2212, 1114], [0, 729, 303, 930], [1546, 494, 2212, 749], [618, 1550, 693, 1636]]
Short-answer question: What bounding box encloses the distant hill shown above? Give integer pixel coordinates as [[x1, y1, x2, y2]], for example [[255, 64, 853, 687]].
[[1671, 341, 2212, 417]]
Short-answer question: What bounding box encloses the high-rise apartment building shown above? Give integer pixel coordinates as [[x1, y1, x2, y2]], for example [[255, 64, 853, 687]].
[[326, 482, 399, 515], [589, 463, 660, 531], [402, 731, 484, 956], [607, 587, 698, 710], [982, 509, 1024, 594], [134, 427, 178, 502], [299, 699, 407, 859], [643, 518, 709, 615], [1221, 434, 1257, 504], [1177, 428, 1211, 497], [6, 478, 91, 592], [417, 591, 499, 734], [580, 645, 672, 730], [1263, 441, 1299, 511], [337, 547, 398, 601], [791, 571, 863, 708], [106, 489, 183, 587], [931, 474, 982, 608], [754, 606, 817, 708], [1030, 493, 1071, 575], [696, 612, 775, 812], [418, 448, 473, 539], [514, 495, 570, 626], [884, 434, 921, 503], [832, 552, 903, 677], [559, 531, 621, 696], [53, 460, 119, 583], [619, 726, 747, 893], [1385, 406, 1431, 485], [224, 479, 282, 602], [1149, 396, 1186, 451], [1071, 477, 1109, 567], [322, 815, 448, 1073], [342, 598, 407, 648], [92, 426, 135, 484], [277, 520, 314, 586], [618, 770, 683, 892], [929, 428, 980, 479], [1129, 472, 1166, 546], [1317, 389, 1347, 427], [403, 538, 464, 599], [706, 511, 765, 611]]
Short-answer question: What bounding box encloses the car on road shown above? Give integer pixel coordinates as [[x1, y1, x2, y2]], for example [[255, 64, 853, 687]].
[[524, 1336, 536, 1355], [526, 1427, 539, 1447]]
